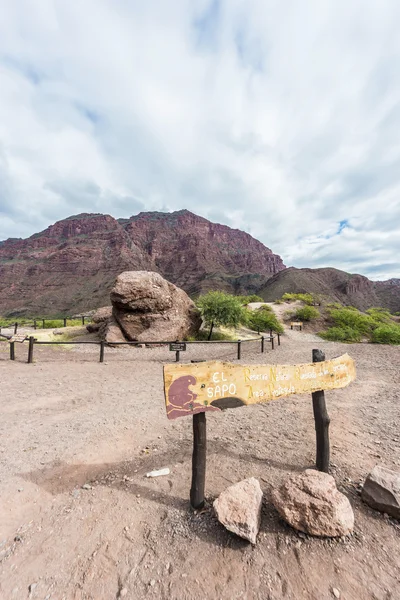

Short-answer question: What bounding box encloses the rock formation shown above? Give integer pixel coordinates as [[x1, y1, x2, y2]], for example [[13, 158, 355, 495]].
[[361, 465, 400, 519], [213, 478, 263, 544], [110, 271, 201, 342], [271, 469, 354, 537]]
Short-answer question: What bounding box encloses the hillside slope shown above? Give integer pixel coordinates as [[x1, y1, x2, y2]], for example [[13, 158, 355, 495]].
[[0, 210, 285, 316], [259, 267, 400, 312]]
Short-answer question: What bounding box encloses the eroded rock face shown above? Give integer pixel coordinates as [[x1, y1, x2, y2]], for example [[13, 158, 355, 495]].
[[111, 271, 201, 342], [362, 465, 400, 519], [213, 478, 263, 545], [271, 469, 354, 537]]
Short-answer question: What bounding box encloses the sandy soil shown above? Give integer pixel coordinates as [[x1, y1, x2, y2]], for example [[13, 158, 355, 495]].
[[0, 329, 399, 600]]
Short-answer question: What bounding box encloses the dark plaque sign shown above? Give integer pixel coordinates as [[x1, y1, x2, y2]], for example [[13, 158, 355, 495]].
[[169, 342, 187, 352]]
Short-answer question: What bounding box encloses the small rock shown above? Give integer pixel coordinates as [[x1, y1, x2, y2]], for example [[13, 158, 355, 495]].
[[361, 465, 400, 519], [213, 477, 263, 544], [119, 588, 128, 598], [28, 582, 37, 593], [82, 483, 92, 490], [149, 579, 156, 587], [271, 469, 354, 537], [332, 587, 341, 598]]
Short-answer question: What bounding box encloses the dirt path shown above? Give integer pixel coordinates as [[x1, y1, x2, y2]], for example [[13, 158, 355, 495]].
[[0, 334, 399, 599]]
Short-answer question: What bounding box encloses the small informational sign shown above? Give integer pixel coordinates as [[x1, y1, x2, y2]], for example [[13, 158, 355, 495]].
[[164, 354, 356, 420], [9, 334, 27, 343], [169, 342, 186, 352]]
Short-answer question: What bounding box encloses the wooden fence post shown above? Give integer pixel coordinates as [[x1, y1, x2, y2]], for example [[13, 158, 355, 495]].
[[277, 333, 281, 346], [14, 322, 18, 335], [190, 412, 206, 509], [82, 316, 85, 326], [99, 341, 105, 363], [34, 320, 37, 330], [63, 318, 67, 327], [10, 342, 15, 361], [28, 336, 34, 364], [261, 336, 264, 353], [42, 319, 45, 329], [271, 335, 275, 350], [237, 340, 241, 360], [312, 349, 330, 472]]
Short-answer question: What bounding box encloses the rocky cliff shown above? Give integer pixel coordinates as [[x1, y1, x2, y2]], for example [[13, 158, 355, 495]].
[[0, 210, 285, 316]]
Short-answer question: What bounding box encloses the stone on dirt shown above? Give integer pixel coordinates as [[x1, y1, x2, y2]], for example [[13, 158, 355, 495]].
[[213, 477, 263, 545], [361, 465, 400, 519], [111, 271, 201, 342], [271, 469, 354, 537]]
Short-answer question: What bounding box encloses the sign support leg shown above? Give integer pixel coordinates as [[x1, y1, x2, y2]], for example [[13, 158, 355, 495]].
[[190, 412, 206, 509], [312, 349, 330, 472], [28, 336, 34, 364]]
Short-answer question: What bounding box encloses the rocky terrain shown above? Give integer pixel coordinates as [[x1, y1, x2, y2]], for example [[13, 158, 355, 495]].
[[0, 211, 285, 316], [259, 267, 400, 313]]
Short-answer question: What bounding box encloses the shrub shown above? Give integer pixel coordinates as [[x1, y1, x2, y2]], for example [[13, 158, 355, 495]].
[[328, 308, 375, 335], [320, 326, 362, 342], [197, 291, 248, 340], [236, 294, 264, 304], [187, 330, 236, 342], [282, 293, 315, 305], [274, 299, 283, 304], [366, 308, 393, 324], [249, 309, 284, 334], [371, 324, 400, 345], [294, 306, 320, 321]]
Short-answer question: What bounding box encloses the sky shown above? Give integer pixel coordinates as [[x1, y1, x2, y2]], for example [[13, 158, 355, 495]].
[[0, 0, 400, 280]]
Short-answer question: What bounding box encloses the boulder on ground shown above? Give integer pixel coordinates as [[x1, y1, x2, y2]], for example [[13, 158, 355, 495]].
[[110, 271, 201, 342], [361, 465, 400, 519], [271, 469, 354, 537], [92, 306, 113, 323], [213, 478, 263, 544], [100, 316, 127, 345]]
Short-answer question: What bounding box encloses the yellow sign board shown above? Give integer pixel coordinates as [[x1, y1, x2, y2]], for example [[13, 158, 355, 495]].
[[164, 353, 356, 420]]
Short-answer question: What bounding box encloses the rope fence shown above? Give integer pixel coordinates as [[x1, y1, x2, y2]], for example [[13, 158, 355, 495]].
[[0, 333, 281, 364]]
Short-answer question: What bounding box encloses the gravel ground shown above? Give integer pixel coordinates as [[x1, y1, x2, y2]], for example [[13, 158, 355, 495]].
[[0, 330, 399, 599]]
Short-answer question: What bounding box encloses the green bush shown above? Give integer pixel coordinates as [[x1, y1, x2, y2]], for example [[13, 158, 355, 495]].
[[257, 304, 273, 312], [320, 326, 362, 342], [282, 293, 315, 305], [370, 324, 400, 345], [366, 307, 393, 324], [249, 309, 284, 334], [328, 308, 375, 335], [197, 291, 248, 339], [274, 299, 283, 304], [236, 294, 264, 305], [294, 306, 320, 321]]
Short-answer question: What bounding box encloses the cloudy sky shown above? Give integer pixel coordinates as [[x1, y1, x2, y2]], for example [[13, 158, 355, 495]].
[[1, 1, 400, 280]]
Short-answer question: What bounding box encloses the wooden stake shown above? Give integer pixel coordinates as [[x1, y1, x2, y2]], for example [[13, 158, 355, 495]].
[[99, 341, 105, 363], [312, 349, 330, 472], [28, 336, 34, 364], [10, 342, 15, 361], [14, 322, 18, 335], [190, 412, 206, 509], [63, 318, 67, 327], [271, 336, 275, 350], [261, 336, 265, 353], [237, 340, 241, 360]]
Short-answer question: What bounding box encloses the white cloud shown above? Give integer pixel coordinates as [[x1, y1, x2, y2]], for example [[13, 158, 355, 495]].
[[0, 0, 399, 279]]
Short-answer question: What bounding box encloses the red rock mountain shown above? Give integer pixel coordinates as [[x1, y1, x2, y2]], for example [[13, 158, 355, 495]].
[[0, 210, 285, 316]]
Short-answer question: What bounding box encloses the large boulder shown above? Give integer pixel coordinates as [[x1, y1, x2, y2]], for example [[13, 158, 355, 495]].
[[110, 271, 201, 342], [271, 469, 354, 537], [213, 478, 263, 544], [362, 465, 400, 519]]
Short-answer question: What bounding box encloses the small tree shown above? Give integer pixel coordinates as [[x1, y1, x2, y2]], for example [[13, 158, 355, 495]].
[[197, 291, 247, 340], [249, 309, 284, 334]]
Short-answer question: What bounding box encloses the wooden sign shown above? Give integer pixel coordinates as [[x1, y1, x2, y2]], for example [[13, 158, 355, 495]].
[[169, 342, 186, 352], [8, 334, 27, 343], [164, 353, 356, 420]]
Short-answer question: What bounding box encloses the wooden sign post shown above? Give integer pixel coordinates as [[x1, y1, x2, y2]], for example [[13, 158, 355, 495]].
[[169, 341, 186, 363], [163, 351, 356, 509]]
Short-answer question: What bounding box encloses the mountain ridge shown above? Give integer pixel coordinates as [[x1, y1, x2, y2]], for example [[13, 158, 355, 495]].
[[0, 210, 285, 316]]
